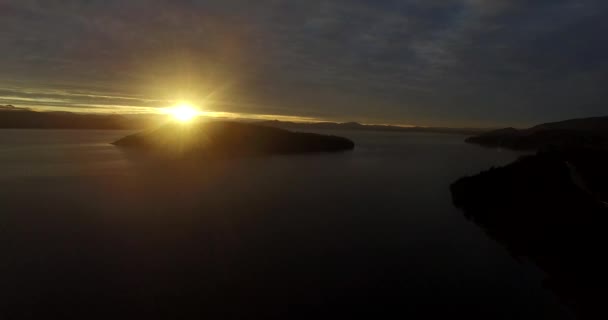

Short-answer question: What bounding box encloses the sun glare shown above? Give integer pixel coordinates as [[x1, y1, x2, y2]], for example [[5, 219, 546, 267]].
[[169, 103, 200, 122]]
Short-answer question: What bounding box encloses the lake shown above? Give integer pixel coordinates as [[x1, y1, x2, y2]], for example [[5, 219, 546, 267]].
[[0, 129, 573, 319]]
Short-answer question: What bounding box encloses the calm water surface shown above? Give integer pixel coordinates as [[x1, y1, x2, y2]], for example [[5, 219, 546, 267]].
[[0, 129, 572, 319]]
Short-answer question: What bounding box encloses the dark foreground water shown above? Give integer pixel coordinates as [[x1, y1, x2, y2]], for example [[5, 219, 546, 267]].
[[0, 129, 573, 319]]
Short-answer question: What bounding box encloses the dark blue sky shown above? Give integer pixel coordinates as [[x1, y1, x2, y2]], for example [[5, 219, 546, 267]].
[[1, 0, 607, 126]]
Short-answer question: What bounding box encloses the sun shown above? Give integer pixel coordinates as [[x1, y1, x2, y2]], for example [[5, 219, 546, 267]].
[[168, 102, 200, 122]]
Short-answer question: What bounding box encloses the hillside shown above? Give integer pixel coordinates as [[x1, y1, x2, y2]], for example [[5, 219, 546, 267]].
[[0, 107, 156, 130], [465, 116, 608, 150]]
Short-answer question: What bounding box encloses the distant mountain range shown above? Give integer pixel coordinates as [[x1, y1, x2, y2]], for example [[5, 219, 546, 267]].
[[0, 105, 158, 130], [256, 120, 486, 135], [466, 116, 608, 150], [0, 106, 487, 134]]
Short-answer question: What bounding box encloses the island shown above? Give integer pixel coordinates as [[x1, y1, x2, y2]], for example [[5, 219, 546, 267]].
[[113, 120, 355, 156], [465, 116, 608, 150]]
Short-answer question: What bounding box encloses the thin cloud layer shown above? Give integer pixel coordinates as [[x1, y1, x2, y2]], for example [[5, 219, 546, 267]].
[[1, 0, 607, 126]]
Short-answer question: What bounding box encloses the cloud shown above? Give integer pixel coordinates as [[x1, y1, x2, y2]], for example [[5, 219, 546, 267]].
[[1, 0, 608, 126]]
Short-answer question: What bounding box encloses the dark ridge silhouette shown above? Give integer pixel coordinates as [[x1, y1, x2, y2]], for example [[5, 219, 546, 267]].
[[113, 121, 355, 156], [257, 119, 487, 135], [465, 116, 608, 150], [0, 104, 24, 111], [0, 106, 488, 134], [451, 148, 608, 319], [0, 108, 159, 129]]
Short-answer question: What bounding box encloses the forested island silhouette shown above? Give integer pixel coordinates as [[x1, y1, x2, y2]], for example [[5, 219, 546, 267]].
[[113, 121, 355, 156]]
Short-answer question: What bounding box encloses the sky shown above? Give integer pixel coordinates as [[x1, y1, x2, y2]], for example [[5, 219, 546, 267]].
[[1, 0, 607, 127]]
